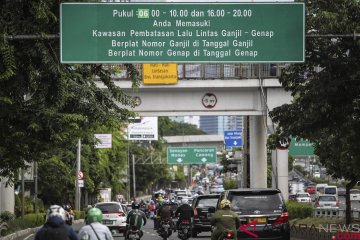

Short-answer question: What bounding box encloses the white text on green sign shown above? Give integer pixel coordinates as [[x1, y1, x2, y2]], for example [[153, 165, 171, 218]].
[[167, 147, 217, 164], [60, 3, 304, 63]]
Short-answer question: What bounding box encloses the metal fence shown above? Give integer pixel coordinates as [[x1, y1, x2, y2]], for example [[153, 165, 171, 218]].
[[107, 63, 287, 80]]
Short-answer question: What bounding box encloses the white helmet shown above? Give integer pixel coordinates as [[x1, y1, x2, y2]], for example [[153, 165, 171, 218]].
[[46, 205, 67, 221], [181, 198, 189, 205]]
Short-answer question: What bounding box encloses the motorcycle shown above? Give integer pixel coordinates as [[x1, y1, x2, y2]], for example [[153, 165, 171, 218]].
[[157, 219, 173, 240], [220, 230, 235, 240], [177, 219, 192, 240], [126, 225, 142, 240], [65, 211, 74, 225]]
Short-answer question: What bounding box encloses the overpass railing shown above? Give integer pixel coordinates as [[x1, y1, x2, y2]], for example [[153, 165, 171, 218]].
[[107, 63, 287, 80]]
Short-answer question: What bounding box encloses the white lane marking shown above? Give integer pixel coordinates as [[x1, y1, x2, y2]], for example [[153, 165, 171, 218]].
[[24, 234, 34, 240]]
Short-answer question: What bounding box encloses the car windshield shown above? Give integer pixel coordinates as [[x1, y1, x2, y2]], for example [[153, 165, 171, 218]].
[[297, 194, 309, 198], [196, 198, 218, 208], [176, 191, 187, 196], [324, 188, 337, 195], [95, 203, 122, 213], [350, 189, 360, 194], [229, 192, 283, 211]]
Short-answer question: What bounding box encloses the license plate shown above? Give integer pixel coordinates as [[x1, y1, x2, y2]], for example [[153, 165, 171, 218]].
[[163, 224, 170, 227], [102, 220, 114, 225], [128, 234, 136, 238], [249, 217, 267, 223]]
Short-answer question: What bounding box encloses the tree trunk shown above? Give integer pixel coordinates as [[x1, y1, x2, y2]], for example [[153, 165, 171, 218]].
[[345, 179, 357, 225]]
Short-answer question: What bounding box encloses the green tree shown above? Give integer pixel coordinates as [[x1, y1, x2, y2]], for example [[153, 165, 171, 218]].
[[159, 117, 205, 136], [269, 0, 360, 224], [0, 1, 140, 181]]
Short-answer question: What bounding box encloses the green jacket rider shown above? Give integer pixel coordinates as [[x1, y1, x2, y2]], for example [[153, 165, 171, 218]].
[[210, 199, 240, 240]]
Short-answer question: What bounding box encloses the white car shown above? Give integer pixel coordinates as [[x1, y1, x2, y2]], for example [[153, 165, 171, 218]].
[[296, 192, 312, 203], [350, 189, 360, 201], [94, 202, 127, 234]]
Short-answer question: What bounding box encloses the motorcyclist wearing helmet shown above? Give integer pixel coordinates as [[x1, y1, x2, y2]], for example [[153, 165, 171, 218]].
[[35, 205, 78, 240], [156, 199, 175, 232], [153, 197, 164, 230], [78, 207, 114, 240], [125, 201, 147, 239], [210, 199, 240, 240], [63, 205, 74, 225], [174, 198, 194, 231]]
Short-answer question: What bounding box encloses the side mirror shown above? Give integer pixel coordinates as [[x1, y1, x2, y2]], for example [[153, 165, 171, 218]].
[[208, 207, 216, 213]]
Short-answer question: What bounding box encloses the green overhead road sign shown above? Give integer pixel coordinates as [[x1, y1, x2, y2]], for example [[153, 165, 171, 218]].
[[167, 147, 217, 164], [289, 137, 315, 156], [60, 3, 305, 63]]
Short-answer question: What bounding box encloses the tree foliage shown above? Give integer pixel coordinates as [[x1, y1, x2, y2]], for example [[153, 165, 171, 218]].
[[159, 117, 205, 136], [269, 0, 360, 223], [0, 1, 140, 181]]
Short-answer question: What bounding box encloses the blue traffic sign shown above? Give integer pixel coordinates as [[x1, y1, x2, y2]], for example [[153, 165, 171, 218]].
[[224, 130, 242, 148]]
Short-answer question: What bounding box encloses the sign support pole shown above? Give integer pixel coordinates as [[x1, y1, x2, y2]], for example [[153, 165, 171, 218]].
[[132, 154, 136, 199], [75, 139, 81, 211]]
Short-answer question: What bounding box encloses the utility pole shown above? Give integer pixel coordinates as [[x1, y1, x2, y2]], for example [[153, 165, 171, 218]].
[[75, 139, 81, 211], [21, 168, 25, 218], [242, 116, 249, 188], [34, 161, 38, 213], [132, 154, 136, 199]]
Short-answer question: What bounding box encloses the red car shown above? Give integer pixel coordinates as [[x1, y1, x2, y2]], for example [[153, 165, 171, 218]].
[[306, 185, 316, 194]]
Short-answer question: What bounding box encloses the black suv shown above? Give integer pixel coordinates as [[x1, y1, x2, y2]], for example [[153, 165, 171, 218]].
[[191, 194, 220, 237], [219, 188, 290, 240]]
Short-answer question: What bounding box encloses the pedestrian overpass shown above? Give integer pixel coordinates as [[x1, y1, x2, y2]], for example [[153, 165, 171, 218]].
[[96, 63, 292, 188]]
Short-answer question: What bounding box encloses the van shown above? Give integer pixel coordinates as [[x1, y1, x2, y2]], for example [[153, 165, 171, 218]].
[[324, 186, 338, 196], [315, 183, 328, 196]]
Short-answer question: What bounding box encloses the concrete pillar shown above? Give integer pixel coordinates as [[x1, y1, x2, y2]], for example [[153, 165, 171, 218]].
[[0, 178, 15, 214], [249, 115, 267, 188], [276, 148, 289, 201], [271, 150, 277, 188]]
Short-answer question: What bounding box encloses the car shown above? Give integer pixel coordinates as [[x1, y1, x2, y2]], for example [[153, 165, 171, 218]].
[[218, 188, 290, 240], [289, 194, 297, 201], [315, 183, 328, 197], [209, 184, 225, 194], [306, 185, 316, 194], [296, 192, 312, 203], [313, 170, 321, 178], [191, 194, 220, 237], [338, 188, 346, 197], [94, 201, 127, 234], [314, 195, 339, 208], [324, 186, 338, 196], [350, 189, 360, 201]]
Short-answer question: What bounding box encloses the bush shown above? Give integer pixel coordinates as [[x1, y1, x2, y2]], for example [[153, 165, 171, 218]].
[[23, 213, 46, 227], [0, 211, 15, 222], [224, 179, 238, 190], [2, 213, 45, 236], [73, 210, 85, 220], [287, 201, 313, 220]]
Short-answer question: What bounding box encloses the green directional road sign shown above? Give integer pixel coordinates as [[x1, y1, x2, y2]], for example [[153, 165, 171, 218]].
[[289, 137, 315, 156], [167, 147, 217, 164]]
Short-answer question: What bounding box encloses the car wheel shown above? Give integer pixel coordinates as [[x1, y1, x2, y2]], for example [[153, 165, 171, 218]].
[[191, 231, 197, 237]]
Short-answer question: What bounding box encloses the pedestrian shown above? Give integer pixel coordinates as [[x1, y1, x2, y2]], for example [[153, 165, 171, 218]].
[[78, 207, 114, 240], [35, 205, 78, 240]]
